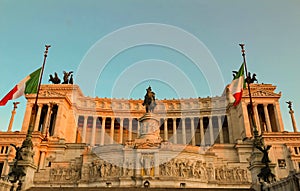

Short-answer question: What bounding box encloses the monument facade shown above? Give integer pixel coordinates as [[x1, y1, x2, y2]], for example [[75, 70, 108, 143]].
[[0, 82, 299, 190]]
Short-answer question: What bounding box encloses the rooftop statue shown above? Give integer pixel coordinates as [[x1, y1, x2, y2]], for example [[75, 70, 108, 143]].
[[62, 71, 73, 84], [49, 72, 61, 84], [142, 86, 156, 113], [286, 101, 292, 111], [232, 71, 258, 83]]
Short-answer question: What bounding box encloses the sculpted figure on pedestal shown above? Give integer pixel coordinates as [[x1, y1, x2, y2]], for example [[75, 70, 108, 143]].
[[142, 86, 156, 113]]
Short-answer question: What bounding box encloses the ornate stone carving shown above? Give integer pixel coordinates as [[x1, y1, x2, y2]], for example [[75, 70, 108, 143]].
[[141, 154, 154, 176], [50, 165, 81, 182], [39, 90, 65, 97], [215, 165, 248, 182], [83, 159, 123, 180]]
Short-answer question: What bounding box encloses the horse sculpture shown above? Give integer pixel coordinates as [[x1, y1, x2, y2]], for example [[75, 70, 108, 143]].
[[142, 86, 157, 113], [49, 72, 61, 84], [62, 71, 73, 84]]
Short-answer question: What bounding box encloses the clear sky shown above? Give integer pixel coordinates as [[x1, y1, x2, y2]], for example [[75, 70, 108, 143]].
[[0, 0, 299, 132]]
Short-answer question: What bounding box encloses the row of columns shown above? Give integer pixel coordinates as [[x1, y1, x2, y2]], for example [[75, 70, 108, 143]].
[[78, 115, 229, 146], [165, 116, 227, 145], [25, 103, 61, 137], [243, 103, 282, 137], [80, 116, 140, 146]]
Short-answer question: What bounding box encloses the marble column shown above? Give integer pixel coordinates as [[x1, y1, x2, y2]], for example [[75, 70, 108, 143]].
[[7, 103, 17, 132], [253, 104, 261, 134], [182, 118, 186, 144], [42, 104, 52, 135], [263, 104, 272, 132], [82, 115, 88, 143], [164, 119, 168, 141], [34, 104, 42, 131], [209, 116, 213, 145], [191, 118, 195, 146], [274, 102, 284, 132], [199, 117, 205, 146], [119, 118, 123, 144], [21, 103, 34, 132], [241, 103, 252, 137], [289, 109, 298, 132], [226, 115, 233, 143], [128, 118, 132, 141], [100, 117, 106, 145], [110, 117, 115, 144], [54, 104, 63, 137], [39, 151, 46, 170], [172, 118, 177, 144], [217, 116, 224, 144], [91, 116, 97, 146], [137, 119, 140, 138]]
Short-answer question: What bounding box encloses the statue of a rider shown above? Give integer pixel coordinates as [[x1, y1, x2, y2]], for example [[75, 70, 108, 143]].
[[142, 86, 157, 113]]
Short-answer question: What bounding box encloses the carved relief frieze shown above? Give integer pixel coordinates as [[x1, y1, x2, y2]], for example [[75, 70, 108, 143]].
[[215, 165, 248, 183], [39, 90, 65, 97], [243, 88, 281, 98], [50, 164, 81, 183]]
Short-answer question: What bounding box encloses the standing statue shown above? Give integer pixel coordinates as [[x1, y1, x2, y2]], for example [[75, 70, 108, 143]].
[[62, 71, 73, 84], [49, 72, 61, 84], [142, 86, 157, 113], [256, 145, 276, 183], [286, 101, 292, 111], [69, 74, 74, 84], [246, 72, 258, 84], [256, 145, 271, 164]]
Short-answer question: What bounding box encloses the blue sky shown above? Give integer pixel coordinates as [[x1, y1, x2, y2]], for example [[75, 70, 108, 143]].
[[0, 0, 299, 132]]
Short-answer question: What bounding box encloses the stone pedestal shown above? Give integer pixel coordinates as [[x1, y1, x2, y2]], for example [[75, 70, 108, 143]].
[[9, 160, 37, 191], [131, 113, 162, 149], [248, 150, 276, 191]]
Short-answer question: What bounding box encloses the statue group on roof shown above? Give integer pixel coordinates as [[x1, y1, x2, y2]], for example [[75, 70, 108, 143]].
[[49, 71, 73, 84]]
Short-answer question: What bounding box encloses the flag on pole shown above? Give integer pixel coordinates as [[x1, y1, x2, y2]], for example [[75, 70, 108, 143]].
[[0, 67, 42, 106], [228, 63, 245, 106]]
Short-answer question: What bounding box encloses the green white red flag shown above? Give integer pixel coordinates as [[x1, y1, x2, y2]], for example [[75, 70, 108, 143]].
[[0, 67, 41, 106], [228, 63, 245, 106]]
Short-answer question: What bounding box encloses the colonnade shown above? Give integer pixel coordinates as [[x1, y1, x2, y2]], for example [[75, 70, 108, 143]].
[[244, 103, 282, 136], [76, 115, 230, 146], [22, 103, 59, 136]]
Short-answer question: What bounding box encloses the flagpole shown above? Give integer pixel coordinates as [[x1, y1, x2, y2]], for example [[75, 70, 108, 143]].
[[239, 44, 259, 139], [25, 45, 51, 145]]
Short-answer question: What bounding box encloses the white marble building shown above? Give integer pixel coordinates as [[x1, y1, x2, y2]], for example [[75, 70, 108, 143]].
[[0, 83, 299, 190]]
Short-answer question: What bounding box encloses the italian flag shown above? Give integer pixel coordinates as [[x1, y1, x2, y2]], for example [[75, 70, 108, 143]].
[[0, 67, 41, 106], [229, 63, 245, 106]]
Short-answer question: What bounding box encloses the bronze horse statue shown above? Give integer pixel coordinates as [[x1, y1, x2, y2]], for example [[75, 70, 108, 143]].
[[142, 86, 157, 113]]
